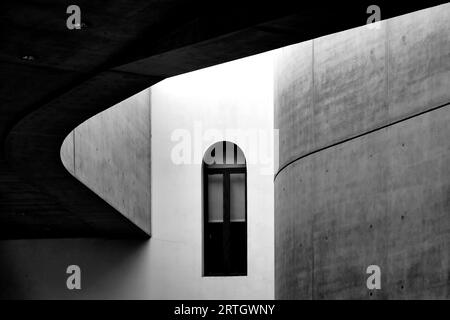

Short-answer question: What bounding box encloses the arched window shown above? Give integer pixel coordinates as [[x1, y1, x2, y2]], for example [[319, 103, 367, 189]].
[[203, 141, 247, 276]]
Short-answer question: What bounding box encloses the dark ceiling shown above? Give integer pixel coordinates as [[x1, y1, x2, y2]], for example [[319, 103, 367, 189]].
[[0, 0, 445, 239]]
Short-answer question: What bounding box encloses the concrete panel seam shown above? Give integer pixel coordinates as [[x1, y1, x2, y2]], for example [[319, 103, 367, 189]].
[[72, 129, 76, 176], [148, 89, 152, 236], [311, 38, 315, 300], [385, 16, 389, 121], [274, 100, 450, 181]]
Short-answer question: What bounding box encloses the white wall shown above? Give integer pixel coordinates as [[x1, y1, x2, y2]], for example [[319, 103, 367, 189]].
[[0, 51, 275, 299], [149, 52, 275, 299]]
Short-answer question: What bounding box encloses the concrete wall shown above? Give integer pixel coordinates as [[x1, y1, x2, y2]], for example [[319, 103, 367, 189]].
[[149, 53, 274, 299], [60, 91, 151, 234], [1, 52, 274, 299], [0, 239, 149, 299], [274, 4, 450, 299]]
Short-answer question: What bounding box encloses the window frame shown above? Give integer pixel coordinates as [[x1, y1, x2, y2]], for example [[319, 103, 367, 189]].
[[202, 143, 247, 277]]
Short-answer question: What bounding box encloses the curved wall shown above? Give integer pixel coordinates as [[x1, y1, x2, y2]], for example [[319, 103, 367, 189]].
[[29, 51, 275, 299], [274, 4, 450, 299], [60, 90, 151, 235]]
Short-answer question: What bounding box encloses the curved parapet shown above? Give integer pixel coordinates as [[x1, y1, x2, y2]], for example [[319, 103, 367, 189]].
[[60, 89, 152, 235], [5, 72, 157, 238]]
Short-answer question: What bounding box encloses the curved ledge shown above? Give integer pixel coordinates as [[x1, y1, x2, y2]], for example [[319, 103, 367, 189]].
[[5, 71, 160, 238], [60, 86, 153, 236]]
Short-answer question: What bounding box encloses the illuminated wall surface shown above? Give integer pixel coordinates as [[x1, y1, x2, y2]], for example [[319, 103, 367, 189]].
[[0, 3, 449, 299], [1, 52, 275, 299]]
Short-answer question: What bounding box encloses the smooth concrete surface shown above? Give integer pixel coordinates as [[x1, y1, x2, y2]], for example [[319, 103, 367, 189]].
[[61, 90, 151, 235], [276, 103, 450, 299], [149, 53, 274, 299], [274, 40, 314, 172], [313, 21, 387, 156], [388, 5, 450, 119], [275, 4, 450, 172], [60, 132, 74, 176], [0, 238, 149, 299], [274, 4, 450, 299], [0, 237, 269, 299]]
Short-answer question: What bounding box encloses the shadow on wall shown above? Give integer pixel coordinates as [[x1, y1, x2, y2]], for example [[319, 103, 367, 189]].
[[0, 239, 149, 299]]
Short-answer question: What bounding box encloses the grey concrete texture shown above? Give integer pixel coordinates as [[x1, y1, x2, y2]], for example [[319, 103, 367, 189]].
[[274, 4, 450, 299], [276, 103, 450, 299], [60, 91, 151, 235], [274, 4, 450, 172], [60, 132, 75, 176]]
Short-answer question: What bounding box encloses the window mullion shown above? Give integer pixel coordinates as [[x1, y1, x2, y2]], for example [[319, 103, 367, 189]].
[[223, 172, 231, 274]]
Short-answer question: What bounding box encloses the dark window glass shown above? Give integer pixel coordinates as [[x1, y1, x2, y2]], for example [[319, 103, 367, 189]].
[[203, 141, 247, 276]]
